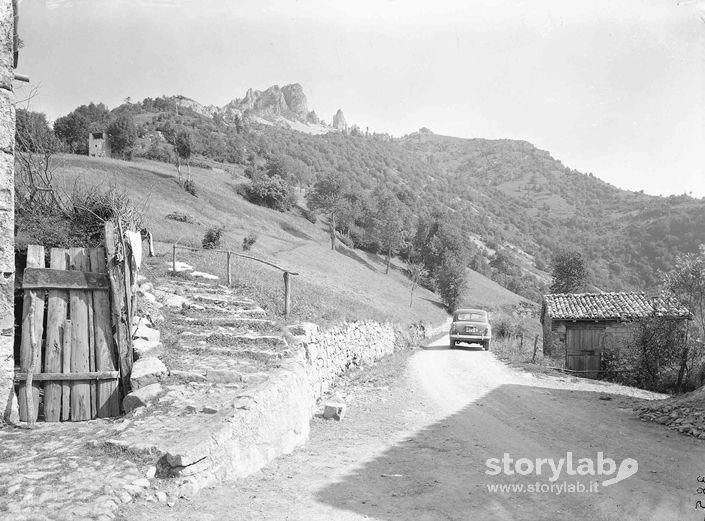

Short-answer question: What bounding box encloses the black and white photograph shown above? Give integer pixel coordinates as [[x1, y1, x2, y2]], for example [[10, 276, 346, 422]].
[[1, 1, 705, 519]]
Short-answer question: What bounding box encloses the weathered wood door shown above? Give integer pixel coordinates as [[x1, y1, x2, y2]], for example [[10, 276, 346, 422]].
[[18, 245, 120, 422], [565, 326, 603, 378]]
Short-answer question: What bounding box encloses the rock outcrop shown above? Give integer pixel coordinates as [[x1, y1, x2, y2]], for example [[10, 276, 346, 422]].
[[333, 109, 347, 132], [223, 83, 309, 122]]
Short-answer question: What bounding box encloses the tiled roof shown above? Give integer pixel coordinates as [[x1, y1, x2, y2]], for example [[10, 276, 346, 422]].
[[543, 292, 692, 321]]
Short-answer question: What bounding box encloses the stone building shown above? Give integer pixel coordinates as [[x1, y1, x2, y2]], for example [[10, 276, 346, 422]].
[[89, 132, 111, 158], [541, 292, 691, 378], [1, 0, 17, 423]]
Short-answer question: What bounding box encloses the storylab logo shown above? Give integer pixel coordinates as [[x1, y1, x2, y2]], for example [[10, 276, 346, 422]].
[[485, 452, 638, 495]]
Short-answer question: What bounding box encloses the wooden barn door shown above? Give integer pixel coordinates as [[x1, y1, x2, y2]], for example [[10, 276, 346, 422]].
[[566, 326, 603, 378]]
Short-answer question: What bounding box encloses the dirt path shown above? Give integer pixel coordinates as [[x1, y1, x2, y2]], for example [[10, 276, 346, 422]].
[[118, 336, 704, 521]]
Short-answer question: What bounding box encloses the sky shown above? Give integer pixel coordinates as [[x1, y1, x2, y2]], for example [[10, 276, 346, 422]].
[[14, 0, 705, 197]]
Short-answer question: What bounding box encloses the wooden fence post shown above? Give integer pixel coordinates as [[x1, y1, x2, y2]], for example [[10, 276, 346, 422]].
[[532, 334, 539, 363], [283, 271, 291, 319], [105, 222, 131, 397], [226, 251, 231, 286]]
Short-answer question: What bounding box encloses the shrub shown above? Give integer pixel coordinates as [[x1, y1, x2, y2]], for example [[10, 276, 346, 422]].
[[165, 212, 195, 224], [242, 233, 257, 251], [337, 233, 355, 249], [202, 227, 224, 249], [239, 175, 293, 212], [183, 180, 198, 197], [139, 141, 174, 163], [301, 207, 317, 224]]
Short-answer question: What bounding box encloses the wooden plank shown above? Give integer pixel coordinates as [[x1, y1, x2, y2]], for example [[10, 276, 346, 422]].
[[61, 320, 71, 421], [19, 245, 45, 422], [22, 267, 109, 290], [43, 249, 68, 422], [90, 248, 120, 417], [105, 222, 131, 397], [69, 248, 91, 421], [15, 371, 119, 381], [87, 276, 97, 419]]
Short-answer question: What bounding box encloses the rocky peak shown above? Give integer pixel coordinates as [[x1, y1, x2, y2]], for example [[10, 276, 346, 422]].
[[333, 109, 347, 132], [281, 84, 308, 118], [224, 83, 309, 122]]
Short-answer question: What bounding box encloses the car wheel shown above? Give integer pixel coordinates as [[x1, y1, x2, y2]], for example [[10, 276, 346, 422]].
[[450, 340, 456, 349], [484, 340, 491, 351]]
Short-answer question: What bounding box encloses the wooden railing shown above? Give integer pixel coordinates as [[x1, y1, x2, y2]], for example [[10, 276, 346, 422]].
[[171, 243, 299, 318]]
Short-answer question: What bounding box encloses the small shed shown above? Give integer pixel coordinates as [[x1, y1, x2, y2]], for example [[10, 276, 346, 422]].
[[541, 292, 691, 377], [89, 132, 111, 158]]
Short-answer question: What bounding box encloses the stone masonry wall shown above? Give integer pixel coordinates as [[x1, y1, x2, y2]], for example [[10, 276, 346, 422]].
[[168, 319, 440, 496], [288, 320, 429, 403], [0, 0, 16, 424]]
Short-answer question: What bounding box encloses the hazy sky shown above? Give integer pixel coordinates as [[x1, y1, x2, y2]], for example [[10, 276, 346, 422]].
[[15, 0, 705, 197]]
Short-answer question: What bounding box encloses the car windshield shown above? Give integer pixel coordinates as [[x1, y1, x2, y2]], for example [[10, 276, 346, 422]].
[[455, 312, 485, 322]]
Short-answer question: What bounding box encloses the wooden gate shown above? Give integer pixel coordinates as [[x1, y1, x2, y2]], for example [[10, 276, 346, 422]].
[[17, 244, 120, 422], [565, 326, 603, 378]]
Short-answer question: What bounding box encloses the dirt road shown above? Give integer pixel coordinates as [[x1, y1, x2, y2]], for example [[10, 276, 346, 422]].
[[118, 336, 704, 521]]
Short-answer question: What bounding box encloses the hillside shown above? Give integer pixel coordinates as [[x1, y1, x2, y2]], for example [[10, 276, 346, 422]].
[[43, 155, 530, 327], [45, 85, 705, 303]]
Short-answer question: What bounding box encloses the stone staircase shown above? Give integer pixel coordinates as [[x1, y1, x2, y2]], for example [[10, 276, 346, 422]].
[[103, 274, 312, 497]]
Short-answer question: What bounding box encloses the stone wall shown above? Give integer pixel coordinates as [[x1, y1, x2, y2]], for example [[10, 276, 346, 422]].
[[168, 319, 439, 496], [288, 320, 427, 402], [0, 0, 16, 424]]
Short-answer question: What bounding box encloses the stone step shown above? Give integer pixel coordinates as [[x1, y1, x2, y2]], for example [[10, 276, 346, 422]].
[[191, 294, 260, 307], [180, 344, 288, 363], [185, 303, 267, 316], [180, 331, 287, 348], [170, 316, 276, 329]]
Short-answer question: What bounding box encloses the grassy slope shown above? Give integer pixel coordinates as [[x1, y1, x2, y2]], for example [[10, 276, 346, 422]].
[[52, 154, 529, 327]]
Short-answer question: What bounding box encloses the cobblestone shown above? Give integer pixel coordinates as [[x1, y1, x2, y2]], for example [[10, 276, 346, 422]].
[[0, 419, 155, 520]]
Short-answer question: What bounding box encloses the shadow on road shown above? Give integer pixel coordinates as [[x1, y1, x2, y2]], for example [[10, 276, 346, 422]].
[[315, 383, 698, 521]]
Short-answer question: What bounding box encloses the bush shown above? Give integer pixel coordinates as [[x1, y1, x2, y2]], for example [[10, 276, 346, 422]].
[[493, 316, 514, 338], [337, 233, 355, 249], [16, 183, 143, 250], [183, 180, 198, 197], [202, 227, 224, 249], [242, 233, 257, 251], [165, 212, 195, 224], [239, 175, 293, 212], [301, 207, 317, 224], [139, 141, 174, 163]]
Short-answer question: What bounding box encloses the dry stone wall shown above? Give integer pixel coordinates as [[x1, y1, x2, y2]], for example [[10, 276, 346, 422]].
[[0, 0, 16, 425], [288, 320, 428, 403]]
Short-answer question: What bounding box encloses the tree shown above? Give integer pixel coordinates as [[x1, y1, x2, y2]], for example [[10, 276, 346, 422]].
[[663, 245, 705, 341], [174, 130, 193, 184], [15, 109, 56, 153], [15, 109, 65, 216], [53, 111, 90, 154], [407, 260, 426, 308], [374, 190, 412, 274], [662, 245, 705, 390], [550, 251, 587, 293], [53, 102, 110, 154], [307, 173, 349, 250], [107, 114, 137, 160], [436, 254, 467, 311]]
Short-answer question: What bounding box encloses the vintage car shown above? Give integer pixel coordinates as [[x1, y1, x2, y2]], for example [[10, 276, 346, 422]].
[[449, 308, 491, 350]]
